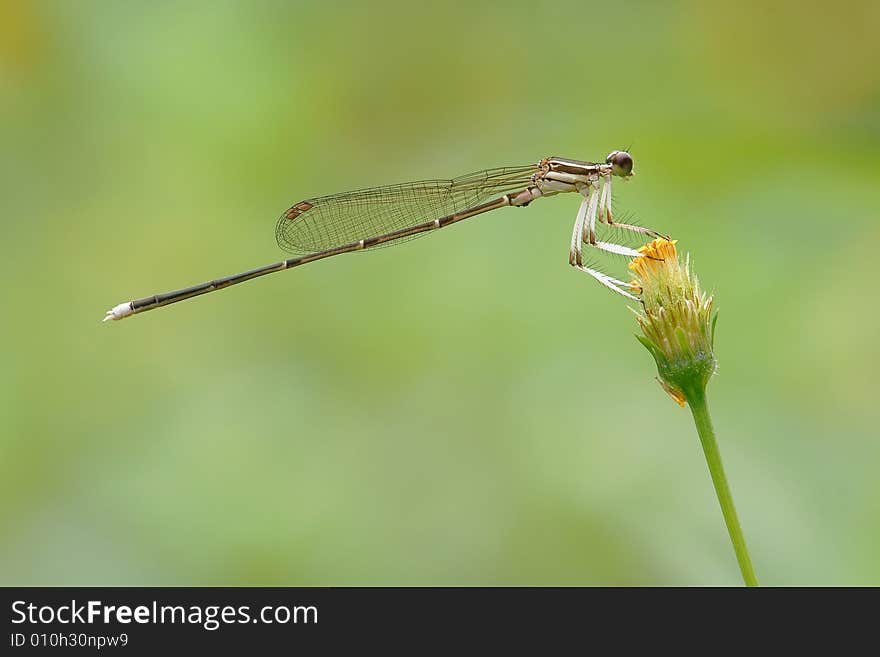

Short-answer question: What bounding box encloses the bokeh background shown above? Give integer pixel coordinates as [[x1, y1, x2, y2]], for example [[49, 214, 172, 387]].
[[2, 1, 878, 586]]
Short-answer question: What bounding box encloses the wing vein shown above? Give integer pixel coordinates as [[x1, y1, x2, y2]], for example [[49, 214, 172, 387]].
[[275, 165, 537, 254]]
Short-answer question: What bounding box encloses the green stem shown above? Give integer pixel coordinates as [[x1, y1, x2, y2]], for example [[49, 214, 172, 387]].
[[685, 385, 759, 587]]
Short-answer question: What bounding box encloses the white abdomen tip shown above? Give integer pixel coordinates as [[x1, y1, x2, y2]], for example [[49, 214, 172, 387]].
[[103, 302, 134, 322]]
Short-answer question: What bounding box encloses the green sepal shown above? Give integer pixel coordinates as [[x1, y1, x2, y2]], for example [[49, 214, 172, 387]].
[[635, 334, 661, 362], [674, 326, 693, 358]]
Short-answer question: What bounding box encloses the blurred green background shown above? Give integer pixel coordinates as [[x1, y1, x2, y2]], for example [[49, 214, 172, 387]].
[[2, 1, 878, 586]]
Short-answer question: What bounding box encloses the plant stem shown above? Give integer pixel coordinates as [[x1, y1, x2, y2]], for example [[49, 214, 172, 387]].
[[686, 385, 759, 587]]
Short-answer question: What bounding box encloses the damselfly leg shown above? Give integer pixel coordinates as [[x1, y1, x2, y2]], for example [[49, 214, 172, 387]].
[[566, 172, 664, 300], [570, 176, 643, 263], [596, 173, 665, 239], [575, 264, 640, 302]]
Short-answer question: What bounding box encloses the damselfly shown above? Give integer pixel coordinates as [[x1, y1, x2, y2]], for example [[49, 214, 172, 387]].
[[103, 151, 662, 322]]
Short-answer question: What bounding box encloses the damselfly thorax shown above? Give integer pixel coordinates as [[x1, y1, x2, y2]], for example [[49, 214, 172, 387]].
[[104, 150, 664, 322]]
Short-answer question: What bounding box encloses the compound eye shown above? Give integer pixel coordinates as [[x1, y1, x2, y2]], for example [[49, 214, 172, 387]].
[[609, 150, 633, 177]]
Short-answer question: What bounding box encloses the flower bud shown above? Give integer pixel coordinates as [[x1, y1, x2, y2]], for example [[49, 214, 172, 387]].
[[629, 239, 717, 405]]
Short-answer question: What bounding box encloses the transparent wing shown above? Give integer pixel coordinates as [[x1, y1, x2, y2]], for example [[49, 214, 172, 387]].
[[275, 165, 538, 254]]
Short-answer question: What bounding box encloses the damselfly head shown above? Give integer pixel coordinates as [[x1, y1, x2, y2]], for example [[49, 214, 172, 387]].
[[606, 150, 634, 178]]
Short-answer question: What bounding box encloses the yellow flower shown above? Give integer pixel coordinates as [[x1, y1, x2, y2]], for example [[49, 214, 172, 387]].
[[629, 239, 717, 406], [628, 238, 680, 279]]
